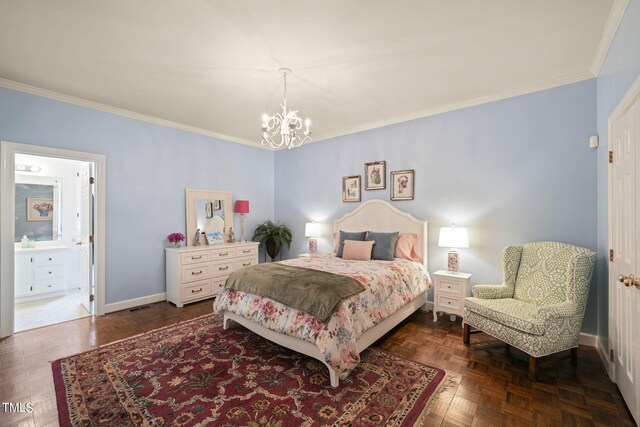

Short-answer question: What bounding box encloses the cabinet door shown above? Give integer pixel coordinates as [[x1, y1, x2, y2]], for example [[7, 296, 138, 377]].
[[14, 254, 33, 298]]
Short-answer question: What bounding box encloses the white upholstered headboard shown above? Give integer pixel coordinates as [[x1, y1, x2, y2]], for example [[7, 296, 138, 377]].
[[334, 199, 428, 267]]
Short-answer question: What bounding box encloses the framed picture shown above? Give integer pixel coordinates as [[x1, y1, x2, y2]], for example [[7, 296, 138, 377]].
[[390, 170, 415, 201], [365, 161, 386, 190], [213, 200, 221, 211], [205, 231, 224, 245], [205, 202, 214, 218], [27, 198, 54, 221], [342, 175, 361, 202]]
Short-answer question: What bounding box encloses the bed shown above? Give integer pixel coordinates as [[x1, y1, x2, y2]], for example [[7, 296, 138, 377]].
[[214, 199, 429, 387]]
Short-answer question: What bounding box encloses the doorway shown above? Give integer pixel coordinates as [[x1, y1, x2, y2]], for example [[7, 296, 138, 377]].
[[0, 142, 106, 337]]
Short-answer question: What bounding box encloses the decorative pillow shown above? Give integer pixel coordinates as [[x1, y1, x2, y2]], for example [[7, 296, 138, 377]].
[[336, 230, 367, 257], [342, 240, 376, 261], [333, 231, 339, 254], [367, 231, 399, 261], [395, 233, 420, 261]]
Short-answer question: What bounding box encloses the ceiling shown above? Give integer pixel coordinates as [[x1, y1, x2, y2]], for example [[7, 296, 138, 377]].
[[0, 1, 618, 148]]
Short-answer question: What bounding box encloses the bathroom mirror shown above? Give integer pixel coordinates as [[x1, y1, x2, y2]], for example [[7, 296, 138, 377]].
[[185, 189, 232, 246], [14, 176, 62, 242]]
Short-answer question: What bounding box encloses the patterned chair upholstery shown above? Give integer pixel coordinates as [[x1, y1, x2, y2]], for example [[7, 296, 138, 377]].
[[462, 241, 596, 380]]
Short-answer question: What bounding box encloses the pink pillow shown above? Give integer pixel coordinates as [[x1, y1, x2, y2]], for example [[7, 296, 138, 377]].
[[395, 233, 420, 261], [342, 240, 375, 261]]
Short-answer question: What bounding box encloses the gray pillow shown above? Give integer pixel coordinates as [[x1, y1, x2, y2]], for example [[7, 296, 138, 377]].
[[336, 231, 367, 257], [367, 231, 399, 261]]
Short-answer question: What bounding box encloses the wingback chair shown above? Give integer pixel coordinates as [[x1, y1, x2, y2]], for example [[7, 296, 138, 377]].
[[462, 241, 596, 381]]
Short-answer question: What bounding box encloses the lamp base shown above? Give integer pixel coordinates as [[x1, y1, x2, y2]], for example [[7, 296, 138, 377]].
[[240, 214, 246, 243], [309, 238, 318, 255], [447, 250, 459, 273]]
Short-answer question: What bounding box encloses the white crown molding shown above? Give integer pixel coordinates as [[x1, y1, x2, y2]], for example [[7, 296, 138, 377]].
[[0, 78, 273, 151], [591, 0, 629, 76], [312, 70, 596, 144]]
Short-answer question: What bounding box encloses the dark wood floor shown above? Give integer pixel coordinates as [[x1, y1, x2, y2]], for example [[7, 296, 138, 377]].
[[0, 299, 633, 426]]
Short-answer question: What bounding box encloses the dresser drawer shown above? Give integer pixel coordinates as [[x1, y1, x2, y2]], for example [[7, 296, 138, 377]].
[[34, 253, 64, 266], [33, 279, 64, 294], [236, 246, 258, 257], [211, 260, 234, 278], [212, 276, 228, 294], [181, 263, 211, 283], [34, 265, 64, 280], [437, 294, 463, 312], [211, 248, 235, 260], [235, 256, 257, 270], [181, 251, 211, 265], [437, 277, 464, 295], [182, 280, 213, 302]]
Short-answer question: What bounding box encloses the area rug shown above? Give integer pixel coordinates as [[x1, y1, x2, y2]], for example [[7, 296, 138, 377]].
[[52, 313, 446, 426]]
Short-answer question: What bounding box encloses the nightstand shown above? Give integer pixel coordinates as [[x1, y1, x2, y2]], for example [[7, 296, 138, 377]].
[[432, 270, 472, 323]]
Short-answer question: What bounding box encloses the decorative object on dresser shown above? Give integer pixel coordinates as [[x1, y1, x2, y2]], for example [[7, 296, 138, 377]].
[[14, 246, 68, 301], [342, 175, 361, 202], [432, 270, 472, 323], [234, 199, 250, 242], [438, 223, 469, 272], [165, 241, 259, 307], [185, 188, 232, 247], [390, 169, 415, 200], [166, 232, 185, 248], [261, 67, 311, 150], [304, 222, 321, 255], [252, 220, 293, 262], [365, 160, 386, 190]]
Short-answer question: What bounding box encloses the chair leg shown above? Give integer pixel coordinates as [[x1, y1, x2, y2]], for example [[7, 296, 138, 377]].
[[571, 347, 578, 367], [529, 355, 538, 381], [463, 323, 470, 344]]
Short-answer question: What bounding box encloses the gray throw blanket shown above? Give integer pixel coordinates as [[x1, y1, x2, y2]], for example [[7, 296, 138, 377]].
[[224, 263, 365, 323]]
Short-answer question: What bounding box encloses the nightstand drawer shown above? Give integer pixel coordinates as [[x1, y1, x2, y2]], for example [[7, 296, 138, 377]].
[[182, 280, 213, 301], [211, 248, 235, 260], [236, 246, 258, 257], [235, 256, 257, 270], [182, 263, 211, 283], [437, 294, 463, 312], [437, 278, 464, 295], [211, 260, 234, 277], [181, 252, 211, 265]]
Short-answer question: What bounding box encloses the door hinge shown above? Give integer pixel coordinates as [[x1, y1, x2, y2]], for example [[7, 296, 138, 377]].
[[610, 249, 614, 262], [89, 235, 94, 243], [89, 294, 95, 302], [610, 349, 614, 362], [609, 151, 613, 164], [89, 176, 95, 184]]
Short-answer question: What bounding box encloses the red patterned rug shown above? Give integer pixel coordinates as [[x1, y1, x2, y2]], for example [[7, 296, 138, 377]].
[[52, 314, 446, 426]]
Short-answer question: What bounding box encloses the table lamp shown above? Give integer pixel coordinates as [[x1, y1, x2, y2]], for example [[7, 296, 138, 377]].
[[234, 200, 250, 242], [438, 223, 469, 272], [305, 222, 322, 255]]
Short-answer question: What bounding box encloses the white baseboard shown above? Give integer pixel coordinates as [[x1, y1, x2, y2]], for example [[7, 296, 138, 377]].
[[104, 292, 166, 314], [596, 336, 613, 378]]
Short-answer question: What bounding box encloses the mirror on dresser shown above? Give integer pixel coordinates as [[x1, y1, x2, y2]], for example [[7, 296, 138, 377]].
[[185, 189, 233, 246]]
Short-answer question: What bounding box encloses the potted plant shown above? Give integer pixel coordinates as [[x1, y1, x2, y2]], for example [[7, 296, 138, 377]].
[[252, 220, 293, 261]]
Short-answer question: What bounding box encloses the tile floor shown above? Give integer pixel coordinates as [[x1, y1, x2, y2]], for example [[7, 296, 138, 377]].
[[14, 288, 91, 332]]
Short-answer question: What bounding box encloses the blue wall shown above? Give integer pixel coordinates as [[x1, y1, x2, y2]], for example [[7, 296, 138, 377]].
[[0, 87, 275, 304], [275, 79, 599, 333], [596, 0, 640, 346]]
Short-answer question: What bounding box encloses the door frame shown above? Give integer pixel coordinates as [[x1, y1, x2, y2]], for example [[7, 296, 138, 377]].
[[0, 141, 106, 337], [608, 74, 640, 380]]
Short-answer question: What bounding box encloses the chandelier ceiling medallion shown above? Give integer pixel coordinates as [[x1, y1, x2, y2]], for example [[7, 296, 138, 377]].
[[261, 68, 311, 150]]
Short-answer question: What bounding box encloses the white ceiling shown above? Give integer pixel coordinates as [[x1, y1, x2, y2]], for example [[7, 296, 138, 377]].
[[0, 1, 617, 148]]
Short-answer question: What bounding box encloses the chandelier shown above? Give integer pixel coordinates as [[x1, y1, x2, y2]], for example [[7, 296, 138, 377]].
[[261, 68, 311, 150]]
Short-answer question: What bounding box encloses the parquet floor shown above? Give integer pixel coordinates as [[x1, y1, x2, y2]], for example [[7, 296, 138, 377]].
[[0, 299, 634, 426]]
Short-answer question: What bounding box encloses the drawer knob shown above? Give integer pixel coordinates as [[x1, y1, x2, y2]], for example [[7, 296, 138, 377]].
[[219, 266, 229, 271], [192, 256, 202, 260], [243, 262, 251, 266], [447, 286, 451, 289], [447, 301, 451, 305], [48, 258, 52, 261], [48, 271, 52, 274], [192, 270, 203, 275], [220, 252, 228, 256], [243, 250, 250, 253], [48, 284, 53, 288], [192, 288, 203, 293]]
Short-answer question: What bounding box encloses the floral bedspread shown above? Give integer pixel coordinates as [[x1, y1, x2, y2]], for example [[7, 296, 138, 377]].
[[213, 255, 431, 379]]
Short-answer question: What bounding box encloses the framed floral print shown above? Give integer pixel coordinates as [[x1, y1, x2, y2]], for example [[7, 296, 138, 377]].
[[27, 198, 54, 221], [390, 170, 415, 201], [364, 161, 386, 190], [342, 175, 361, 202]]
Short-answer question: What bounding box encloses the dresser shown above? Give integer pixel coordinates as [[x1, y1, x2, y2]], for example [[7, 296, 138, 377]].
[[165, 242, 260, 307], [15, 246, 68, 300], [432, 270, 472, 323]]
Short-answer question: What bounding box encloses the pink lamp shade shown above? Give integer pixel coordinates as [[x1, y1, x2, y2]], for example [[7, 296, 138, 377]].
[[234, 200, 250, 214]]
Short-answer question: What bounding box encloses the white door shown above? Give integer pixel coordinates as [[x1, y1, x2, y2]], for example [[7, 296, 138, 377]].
[[611, 94, 640, 424], [78, 163, 94, 314]]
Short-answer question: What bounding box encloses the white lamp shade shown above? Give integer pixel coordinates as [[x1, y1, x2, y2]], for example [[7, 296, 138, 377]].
[[305, 222, 322, 238], [438, 225, 469, 248]]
